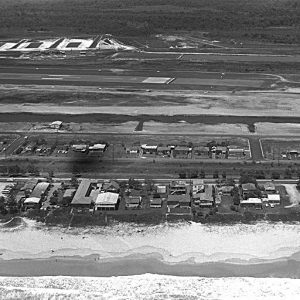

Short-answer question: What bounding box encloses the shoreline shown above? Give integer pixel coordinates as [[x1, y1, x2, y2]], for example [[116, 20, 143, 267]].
[[1, 255, 300, 278]]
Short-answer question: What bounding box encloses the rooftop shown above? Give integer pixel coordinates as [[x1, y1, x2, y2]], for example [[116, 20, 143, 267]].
[[24, 197, 41, 204], [71, 179, 98, 205], [95, 192, 119, 205], [241, 198, 262, 204]]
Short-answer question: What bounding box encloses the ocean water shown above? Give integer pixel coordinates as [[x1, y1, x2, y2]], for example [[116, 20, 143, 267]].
[[1, 218, 300, 299]]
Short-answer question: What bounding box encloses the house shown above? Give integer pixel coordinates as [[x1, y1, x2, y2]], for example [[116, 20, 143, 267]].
[[167, 194, 191, 210], [126, 146, 140, 156], [23, 197, 42, 210], [193, 146, 210, 159], [156, 185, 167, 194], [211, 146, 227, 159], [88, 143, 107, 152], [125, 192, 142, 209], [228, 148, 245, 159], [157, 146, 172, 157], [192, 179, 205, 195], [30, 182, 50, 199], [15, 191, 26, 204], [141, 144, 157, 156], [267, 194, 281, 205], [49, 121, 62, 130], [241, 183, 257, 199], [95, 192, 119, 211], [217, 185, 234, 195], [71, 179, 98, 210], [288, 149, 298, 159], [240, 198, 262, 209], [193, 185, 214, 207], [169, 181, 189, 195], [21, 179, 38, 195], [102, 180, 120, 193], [264, 182, 276, 194], [150, 196, 163, 208], [71, 144, 88, 153], [173, 146, 191, 159], [62, 188, 76, 204]]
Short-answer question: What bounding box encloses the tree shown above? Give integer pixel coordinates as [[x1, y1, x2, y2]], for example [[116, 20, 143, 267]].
[[239, 174, 257, 186], [213, 170, 219, 179], [70, 175, 79, 188]]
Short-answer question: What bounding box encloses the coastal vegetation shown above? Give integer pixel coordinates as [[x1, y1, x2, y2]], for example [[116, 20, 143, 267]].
[[0, 0, 299, 43]]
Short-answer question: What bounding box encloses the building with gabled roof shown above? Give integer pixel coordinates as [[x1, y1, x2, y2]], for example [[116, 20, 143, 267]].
[[95, 192, 119, 211]]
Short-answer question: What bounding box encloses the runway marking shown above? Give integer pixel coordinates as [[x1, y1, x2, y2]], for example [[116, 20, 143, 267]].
[[142, 77, 172, 84], [41, 77, 63, 80], [166, 78, 176, 85]]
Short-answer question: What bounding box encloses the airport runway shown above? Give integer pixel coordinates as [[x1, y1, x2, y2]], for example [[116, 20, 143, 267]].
[[0, 66, 270, 89]]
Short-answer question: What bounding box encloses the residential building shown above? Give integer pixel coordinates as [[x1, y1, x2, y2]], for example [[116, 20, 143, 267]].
[[241, 183, 257, 199], [23, 197, 42, 210], [211, 146, 227, 159], [167, 194, 191, 210], [157, 146, 172, 157], [141, 144, 157, 156], [126, 146, 140, 156], [102, 180, 120, 193], [192, 179, 205, 195], [95, 192, 119, 211], [240, 198, 262, 209], [173, 146, 191, 159], [62, 188, 76, 203], [169, 181, 189, 195], [71, 179, 98, 209], [267, 194, 281, 205], [193, 185, 214, 207], [228, 148, 245, 159], [125, 193, 142, 209], [71, 144, 88, 153], [150, 196, 163, 208], [30, 182, 50, 199], [156, 185, 167, 194], [49, 121, 62, 130], [264, 182, 276, 194], [193, 146, 210, 159], [88, 143, 107, 152]]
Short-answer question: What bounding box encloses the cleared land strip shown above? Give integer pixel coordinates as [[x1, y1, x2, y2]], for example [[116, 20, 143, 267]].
[[115, 51, 300, 63], [0, 72, 264, 88]]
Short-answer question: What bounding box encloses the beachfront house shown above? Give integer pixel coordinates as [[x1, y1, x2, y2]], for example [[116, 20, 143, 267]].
[[240, 198, 262, 209], [267, 194, 281, 205], [95, 192, 119, 211], [150, 195, 163, 208], [193, 185, 215, 207], [23, 197, 42, 210], [71, 179, 99, 212], [167, 194, 191, 210], [241, 183, 257, 199], [157, 146, 172, 157]]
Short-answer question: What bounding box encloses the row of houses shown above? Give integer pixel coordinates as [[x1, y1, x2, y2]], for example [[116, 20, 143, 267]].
[[240, 182, 281, 209], [127, 144, 249, 159]]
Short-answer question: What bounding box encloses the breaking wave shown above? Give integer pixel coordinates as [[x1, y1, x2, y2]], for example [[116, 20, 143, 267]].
[[0, 275, 300, 300]]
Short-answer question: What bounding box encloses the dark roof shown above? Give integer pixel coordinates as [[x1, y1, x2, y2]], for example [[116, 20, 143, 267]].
[[125, 196, 141, 204], [167, 194, 190, 203], [150, 198, 163, 205], [157, 146, 172, 151], [102, 180, 120, 191]]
